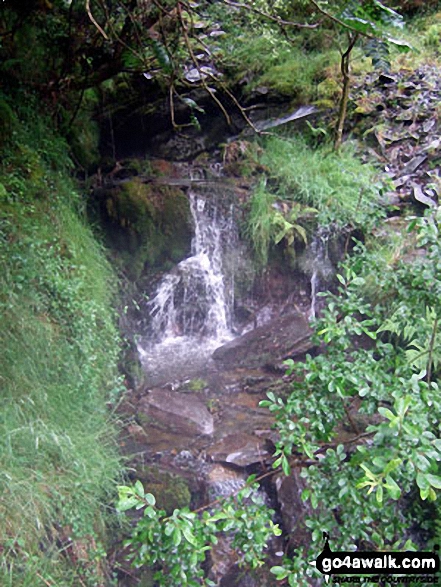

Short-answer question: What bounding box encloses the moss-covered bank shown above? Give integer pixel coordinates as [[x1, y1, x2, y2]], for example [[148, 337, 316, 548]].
[[0, 97, 123, 586]]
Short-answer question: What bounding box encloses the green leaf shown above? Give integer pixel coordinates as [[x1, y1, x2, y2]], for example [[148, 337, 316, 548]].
[[116, 496, 139, 512], [270, 566, 289, 580], [384, 458, 402, 475], [282, 455, 291, 476], [134, 480, 144, 497], [173, 527, 182, 546], [426, 474, 441, 489], [182, 526, 197, 546], [378, 406, 396, 421], [376, 484, 384, 504], [416, 472, 430, 491], [145, 492, 156, 506], [384, 475, 401, 500]]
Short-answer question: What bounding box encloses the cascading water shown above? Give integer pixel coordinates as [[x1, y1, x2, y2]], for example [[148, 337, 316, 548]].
[[137, 187, 236, 384], [308, 227, 334, 320]]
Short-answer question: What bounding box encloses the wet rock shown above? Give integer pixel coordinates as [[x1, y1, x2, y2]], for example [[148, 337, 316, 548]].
[[139, 389, 214, 435], [207, 464, 245, 499], [399, 154, 427, 177], [274, 469, 313, 551], [136, 465, 192, 514], [352, 65, 441, 207], [212, 312, 314, 369], [207, 433, 270, 467]]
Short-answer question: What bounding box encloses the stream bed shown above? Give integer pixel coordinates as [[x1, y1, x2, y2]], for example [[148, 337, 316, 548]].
[[115, 172, 329, 585]]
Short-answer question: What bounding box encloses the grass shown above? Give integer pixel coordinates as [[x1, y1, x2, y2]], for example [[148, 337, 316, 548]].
[[257, 134, 384, 227], [0, 100, 124, 585], [216, 25, 339, 102], [243, 134, 385, 267]]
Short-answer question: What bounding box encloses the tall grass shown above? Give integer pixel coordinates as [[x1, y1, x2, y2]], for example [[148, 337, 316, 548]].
[[0, 105, 123, 585], [258, 134, 384, 228], [246, 179, 275, 266], [217, 27, 338, 101]]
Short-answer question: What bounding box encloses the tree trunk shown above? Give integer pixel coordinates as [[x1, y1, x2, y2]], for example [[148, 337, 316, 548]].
[[334, 32, 359, 151]]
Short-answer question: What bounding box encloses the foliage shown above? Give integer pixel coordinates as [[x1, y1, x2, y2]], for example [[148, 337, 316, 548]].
[[215, 24, 337, 101], [117, 478, 281, 586], [260, 210, 441, 584], [0, 104, 123, 586], [256, 134, 384, 227], [246, 177, 316, 267]]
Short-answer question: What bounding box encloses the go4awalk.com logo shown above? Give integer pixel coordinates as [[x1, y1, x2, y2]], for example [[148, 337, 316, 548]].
[[311, 533, 440, 584]]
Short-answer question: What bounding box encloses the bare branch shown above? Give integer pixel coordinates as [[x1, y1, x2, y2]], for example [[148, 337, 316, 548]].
[[177, 1, 232, 126], [307, 0, 376, 40], [85, 0, 109, 40], [222, 0, 320, 29]]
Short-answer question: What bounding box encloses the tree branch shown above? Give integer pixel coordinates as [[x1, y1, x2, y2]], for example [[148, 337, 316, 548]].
[[307, 0, 376, 40], [222, 0, 320, 29], [85, 0, 109, 40]]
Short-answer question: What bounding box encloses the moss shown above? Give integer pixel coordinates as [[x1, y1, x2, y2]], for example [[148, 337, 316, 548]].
[[98, 176, 191, 279], [136, 467, 192, 514], [183, 378, 207, 392]]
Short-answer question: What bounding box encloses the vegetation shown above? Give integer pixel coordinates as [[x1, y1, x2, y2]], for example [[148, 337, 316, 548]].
[[1, 0, 440, 585], [0, 100, 123, 585], [244, 134, 384, 267], [117, 478, 280, 586], [262, 210, 441, 583]]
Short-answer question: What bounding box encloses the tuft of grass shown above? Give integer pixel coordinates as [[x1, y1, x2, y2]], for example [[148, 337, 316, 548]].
[[256, 134, 384, 229], [246, 179, 276, 267], [217, 27, 339, 101], [0, 102, 123, 585]]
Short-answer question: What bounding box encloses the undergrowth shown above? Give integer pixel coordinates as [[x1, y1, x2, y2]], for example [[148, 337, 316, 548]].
[[214, 23, 339, 102], [0, 97, 123, 586], [245, 134, 385, 265]]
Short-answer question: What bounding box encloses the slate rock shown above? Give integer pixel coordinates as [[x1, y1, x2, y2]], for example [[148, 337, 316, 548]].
[[212, 312, 314, 369], [139, 389, 214, 435]]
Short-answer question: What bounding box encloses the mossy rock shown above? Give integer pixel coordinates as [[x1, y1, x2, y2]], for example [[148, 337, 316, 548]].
[[136, 467, 192, 514], [97, 175, 192, 279]]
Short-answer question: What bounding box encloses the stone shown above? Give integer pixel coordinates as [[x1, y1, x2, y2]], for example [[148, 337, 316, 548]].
[[212, 312, 314, 369], [207, 433, 270, 467], [139, 389, 214, 435]]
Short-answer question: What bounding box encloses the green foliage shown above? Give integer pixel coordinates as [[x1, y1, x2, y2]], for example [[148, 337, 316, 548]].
[[256, 134, 384, 228], [259, 210, 441, 584], [117, 478, 281, 586], [215, 23, 338, 101], [0, 110, 123, 585], [246, 177, 316, 267]]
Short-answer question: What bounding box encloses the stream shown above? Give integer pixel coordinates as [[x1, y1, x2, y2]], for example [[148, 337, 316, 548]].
[[117, 170, 339, 585]]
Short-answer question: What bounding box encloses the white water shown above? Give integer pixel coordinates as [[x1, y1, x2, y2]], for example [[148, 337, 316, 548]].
[[138, 189, 236, 383], [309, 228, 334, 320]]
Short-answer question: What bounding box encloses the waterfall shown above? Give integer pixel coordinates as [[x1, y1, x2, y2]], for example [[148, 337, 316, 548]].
[[137, 187, 236, 384], [309, 228, 334, 320], [148, 190, 234, 342]]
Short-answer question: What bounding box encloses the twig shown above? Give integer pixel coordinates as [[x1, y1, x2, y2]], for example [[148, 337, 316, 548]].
[[307, 0, 376, 40], [222, 0, 320, 29], [204, 70, 265, 135], [427, 314, 438, 385], [36, 572, 53, 587], [85, 0, 109, 40]]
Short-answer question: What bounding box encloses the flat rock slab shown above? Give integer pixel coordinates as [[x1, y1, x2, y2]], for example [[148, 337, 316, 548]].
[[212, 312, 314, 369], [207, 433, 270, 467], [139, 389, 214, 436]]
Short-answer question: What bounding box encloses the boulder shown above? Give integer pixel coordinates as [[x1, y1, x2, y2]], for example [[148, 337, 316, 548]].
[[139, 389, 214, 435], [212, 312, 314, 369], [207, 433, 270, 467]]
